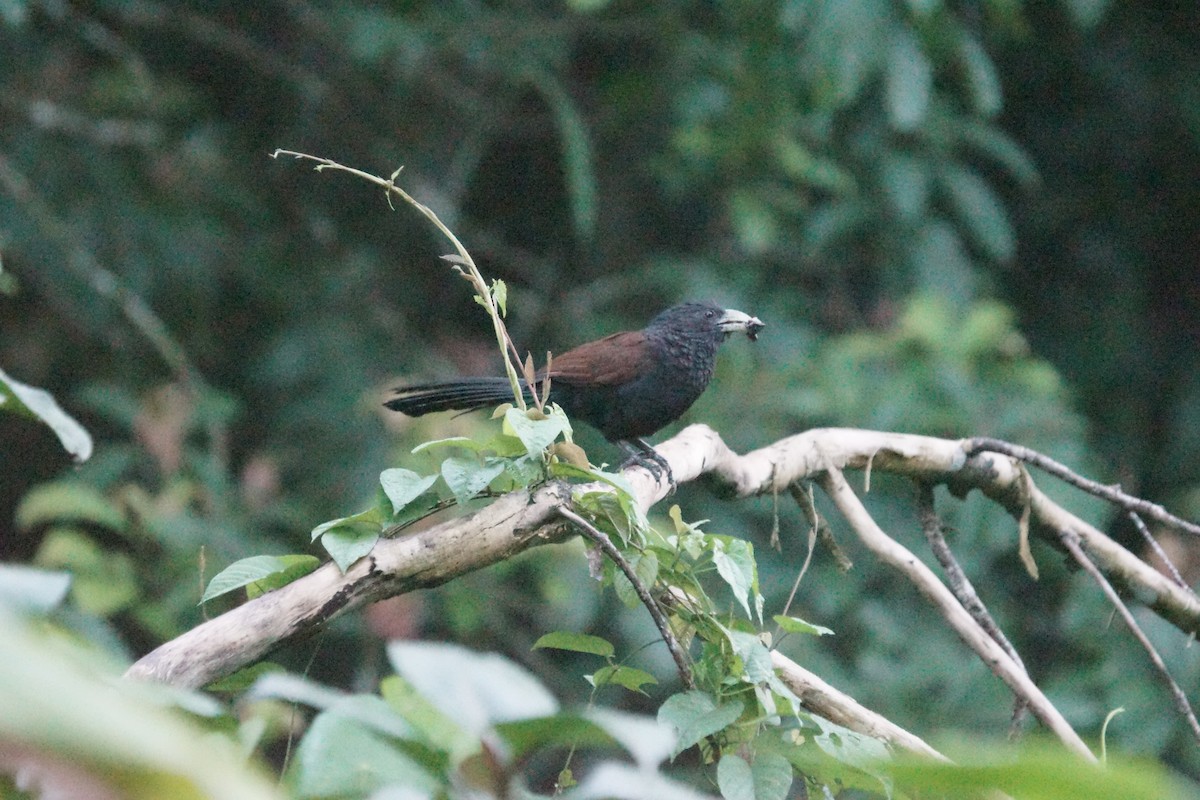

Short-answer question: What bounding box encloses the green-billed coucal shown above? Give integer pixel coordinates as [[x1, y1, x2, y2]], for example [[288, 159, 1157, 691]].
[[385, 302, 764, 480]]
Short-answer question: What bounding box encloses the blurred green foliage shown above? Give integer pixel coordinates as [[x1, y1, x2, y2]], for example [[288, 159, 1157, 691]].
[[2, 0, 1199, 794]]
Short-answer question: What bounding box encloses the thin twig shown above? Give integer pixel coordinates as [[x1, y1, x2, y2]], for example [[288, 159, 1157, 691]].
[[789, 481, 853, 572], [965, 437, 1200, 539], [272, 149, 530, 410], [915, 483, 1030, 734], [1058, 531, 1200, 745], [558, 505, 694, 689], [1127, 512, 1196, 597], [773, 483, 821, 640]]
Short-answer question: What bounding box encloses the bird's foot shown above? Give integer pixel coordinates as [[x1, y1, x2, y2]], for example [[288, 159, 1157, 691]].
[[620, 443, 676, 492]]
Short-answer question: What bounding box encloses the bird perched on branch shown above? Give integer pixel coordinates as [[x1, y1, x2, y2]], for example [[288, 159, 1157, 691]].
[[386, 302, 764, 483]]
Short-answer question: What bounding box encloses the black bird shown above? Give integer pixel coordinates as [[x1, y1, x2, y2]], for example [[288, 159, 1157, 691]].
[[385, 302, 764, 481]]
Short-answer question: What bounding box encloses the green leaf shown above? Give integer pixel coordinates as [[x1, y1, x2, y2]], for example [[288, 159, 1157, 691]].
[[381, 675, 476, 765], [247, 555, 320, 599], [492, 278, 507, 316], [885, 28, 932, 131], [411, 436, 483, 454], [15, 481, 125, 533], [321, 524, 379, 572], [957, 32, 1002, 117], [0, 367, 93, 462], [612, 550, 658, 609], [503, 406, 568, 455], [888, 740, 1186, 800], [588, 665, 657, 694], [311, 507, 384, 571], [712, 537, 761, 622], [440, 456, 506, 505], [749, 751, 794, 800], [379, 468, 439, 515], [34, 528, 138, 616], [202, 555, 295, 603], [657, 690, 744, 757], [532, 631, 615, 657], [290, 711, 439, 798], [723, 629, 775, 684], [311, 506, 383, 541], [773, 614, 835, 637], [0, 564, 71, 614], [388, 641, 558, 735], [939, 164, 1015, 262], [717, 753, 754, 800], [495, 714, 615, 763]]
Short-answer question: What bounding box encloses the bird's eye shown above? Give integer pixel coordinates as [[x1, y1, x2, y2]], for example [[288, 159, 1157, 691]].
[[705, 309, 716, 318]]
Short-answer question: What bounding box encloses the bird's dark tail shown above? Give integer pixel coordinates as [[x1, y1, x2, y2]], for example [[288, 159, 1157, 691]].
[[385, 377, 530, 416]]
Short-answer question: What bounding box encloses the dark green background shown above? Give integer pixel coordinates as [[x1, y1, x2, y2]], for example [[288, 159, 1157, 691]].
[[1, 0, 1197, 780]]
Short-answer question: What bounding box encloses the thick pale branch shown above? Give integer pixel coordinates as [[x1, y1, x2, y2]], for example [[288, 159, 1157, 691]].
[[770, 651, 948, 761], [656, 425, 1200, 636], [126, 483, 575, 688]]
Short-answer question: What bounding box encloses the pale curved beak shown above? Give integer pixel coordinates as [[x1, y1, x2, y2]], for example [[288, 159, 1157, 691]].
[[719, 308, 766, 341]]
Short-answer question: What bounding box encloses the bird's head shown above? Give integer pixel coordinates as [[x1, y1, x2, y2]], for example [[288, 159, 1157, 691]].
[[648, 302, 765, 342]]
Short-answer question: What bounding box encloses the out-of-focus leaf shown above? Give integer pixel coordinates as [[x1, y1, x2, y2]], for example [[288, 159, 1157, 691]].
[[958, 33, 1002, 117], [888, 740, 1190, 799], [0, 564, 71, 614], [885, 28, 932, 131], [387, 640, 558, 736], [1062, 0, 1113, 29], [532, 72, 597, 243], [587, 665, 657, 693], [381, 675, 475, 765], [205, 662, 285, 694], [586, 708, 676, 770], [0, 367, 93, 462], [496, 713, 615, 763], [34, 528, 138, 616], [879, 153, 929, 221], [939, 164, 1016, 262], [289, 712, 438, 799], [0, 606, 282, 800], [15, 481, 125, 533]]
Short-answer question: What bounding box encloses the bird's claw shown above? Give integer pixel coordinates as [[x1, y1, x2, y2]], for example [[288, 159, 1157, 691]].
[[620, 448, 676, 493]]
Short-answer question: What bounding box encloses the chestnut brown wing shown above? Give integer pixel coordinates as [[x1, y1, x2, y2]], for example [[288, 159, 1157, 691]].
[[543, 330, 653, 386]]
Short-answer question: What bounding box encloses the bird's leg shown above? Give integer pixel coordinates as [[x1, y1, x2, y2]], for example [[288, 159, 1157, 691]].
[[620, 438, 675, 490]]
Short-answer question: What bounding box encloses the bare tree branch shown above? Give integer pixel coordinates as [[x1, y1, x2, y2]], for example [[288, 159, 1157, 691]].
[[125, 425, 1199, 762], [770, 650, 948, 761], [817, 466, 1096, 762], [126, 483, 575, 688], [964, 437, 1200, 539]]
